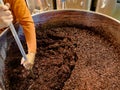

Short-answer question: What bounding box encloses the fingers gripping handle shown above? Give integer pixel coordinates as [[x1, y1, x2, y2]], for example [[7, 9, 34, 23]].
[[0, 0, 27, 60]]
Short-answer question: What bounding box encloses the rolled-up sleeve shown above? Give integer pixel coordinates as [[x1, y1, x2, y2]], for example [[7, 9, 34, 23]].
[[9, 0, 37, 53]]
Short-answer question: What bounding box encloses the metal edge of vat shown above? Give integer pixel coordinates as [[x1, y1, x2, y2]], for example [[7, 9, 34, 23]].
[[32, 9, 120, 44], [32, 9, 120, 24]]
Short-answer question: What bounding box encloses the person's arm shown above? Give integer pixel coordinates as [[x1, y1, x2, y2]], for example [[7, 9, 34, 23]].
[[10, 0, 37, 69], [11, 0, 36, 53]]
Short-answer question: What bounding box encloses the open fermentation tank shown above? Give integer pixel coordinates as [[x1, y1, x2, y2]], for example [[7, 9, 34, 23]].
[[0, 10, 120, 90]]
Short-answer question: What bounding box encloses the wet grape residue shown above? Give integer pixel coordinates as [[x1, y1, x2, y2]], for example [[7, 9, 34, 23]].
[[4, 27, 120, 90]]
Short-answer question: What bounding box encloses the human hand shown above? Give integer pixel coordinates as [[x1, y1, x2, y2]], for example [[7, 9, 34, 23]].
[[21, 53, 36, 70], [0, 3, 13, 29]]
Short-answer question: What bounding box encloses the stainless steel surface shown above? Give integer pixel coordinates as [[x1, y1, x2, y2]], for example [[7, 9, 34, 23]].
[[56, 0, 92, 10], [26, 0, 53, 14], [96, 0, 117, 16], [112, 3, 120, 20]]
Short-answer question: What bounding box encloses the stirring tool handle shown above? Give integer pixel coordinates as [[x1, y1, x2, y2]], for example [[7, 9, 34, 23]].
[[9, 24, 27, 60]]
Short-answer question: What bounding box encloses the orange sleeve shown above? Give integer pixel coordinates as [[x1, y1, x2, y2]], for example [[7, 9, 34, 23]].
[[9, 0, 37, 53]]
